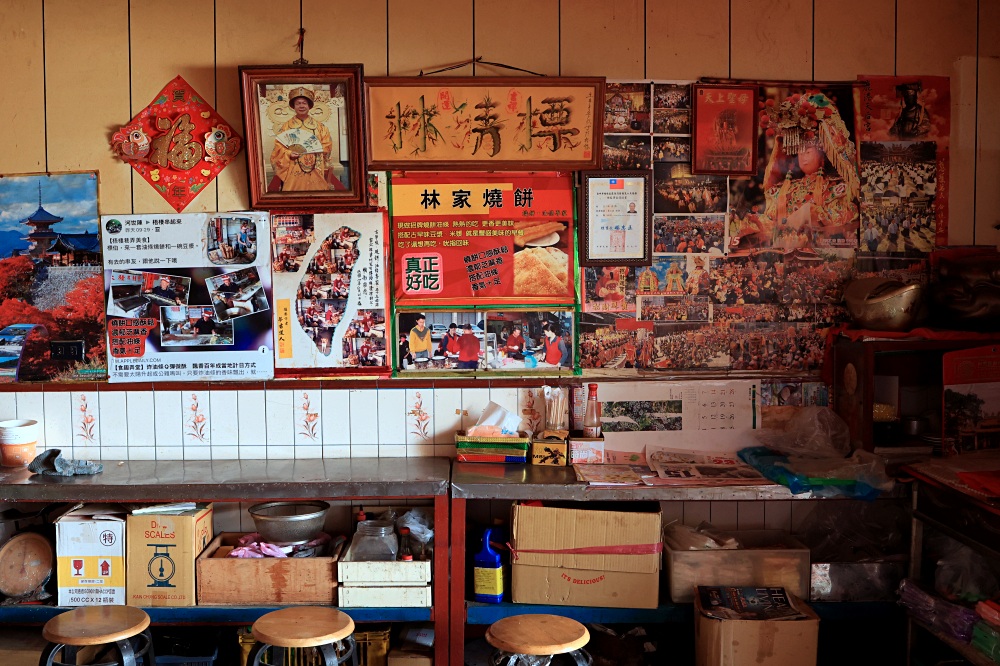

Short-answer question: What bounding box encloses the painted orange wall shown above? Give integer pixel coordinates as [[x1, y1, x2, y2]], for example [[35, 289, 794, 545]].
[[0, 0, 996, 245]]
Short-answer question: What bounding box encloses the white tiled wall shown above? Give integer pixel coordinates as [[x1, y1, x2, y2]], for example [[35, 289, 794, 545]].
[[4, 384, 792, 531], [7, 384, 561, 462]]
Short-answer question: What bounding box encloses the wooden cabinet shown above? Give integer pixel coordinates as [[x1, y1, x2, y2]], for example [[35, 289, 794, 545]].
[[832, 335, 1000, 451]]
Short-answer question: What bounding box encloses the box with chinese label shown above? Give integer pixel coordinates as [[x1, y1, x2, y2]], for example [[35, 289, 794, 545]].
[[55, 503, 127, 606]]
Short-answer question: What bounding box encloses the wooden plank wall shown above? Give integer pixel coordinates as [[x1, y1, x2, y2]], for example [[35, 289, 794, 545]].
[[0, 0, 997, 243]]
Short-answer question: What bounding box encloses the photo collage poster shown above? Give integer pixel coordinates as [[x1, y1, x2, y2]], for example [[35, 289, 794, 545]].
[[856, 75, 950, 254], [102, 212, 274, 382], [271, 211, 389, 375], [583, 80, 934, 376]]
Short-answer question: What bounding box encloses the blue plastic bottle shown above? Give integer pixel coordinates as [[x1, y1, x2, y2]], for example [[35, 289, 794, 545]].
[[473, 527, 504, 603]]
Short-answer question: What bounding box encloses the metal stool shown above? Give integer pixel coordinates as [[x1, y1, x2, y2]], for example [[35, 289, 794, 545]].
[[248, 607, 356, 666], [39, 606, 154, 666], [486, 614, 591, 666]]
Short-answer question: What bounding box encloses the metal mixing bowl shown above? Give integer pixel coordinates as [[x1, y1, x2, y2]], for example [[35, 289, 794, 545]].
[[248, 500, 330, 545]]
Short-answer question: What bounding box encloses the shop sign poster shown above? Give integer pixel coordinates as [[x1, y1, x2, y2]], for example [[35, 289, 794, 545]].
[[391, 172, 575, 306], [271, 212, 388, 376], [101, 212, 273, 382]]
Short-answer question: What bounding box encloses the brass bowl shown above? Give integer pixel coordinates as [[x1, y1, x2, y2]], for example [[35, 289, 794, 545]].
[[844, 278, 926, 331]]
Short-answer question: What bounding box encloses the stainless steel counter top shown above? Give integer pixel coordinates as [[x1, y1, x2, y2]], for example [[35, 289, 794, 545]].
[[451, 462, 804, 501], [0, 457, 451, 502]]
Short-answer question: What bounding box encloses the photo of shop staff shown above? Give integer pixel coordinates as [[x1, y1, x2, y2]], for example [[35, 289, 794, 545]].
[[653, 215, 725, 254], [107, 271, 192, 318], [653, 109, 691, 135], [652, 136, 691, 162], [654, 165, 727, 214], [206, 268, 269, 321], [272, 214, 315, 272], [603, 135, 651, 170], [483, 311, 573, 369], [341, 309, 386, 339], [397, 311, 485, 371], [653, 83, 691, 109], [158, 306, 234, 347], [207, 216, 257, 264], [342, 336, 386, 367]]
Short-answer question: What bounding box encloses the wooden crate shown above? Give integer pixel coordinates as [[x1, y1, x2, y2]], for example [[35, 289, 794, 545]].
[[196, 532, 340, 605]]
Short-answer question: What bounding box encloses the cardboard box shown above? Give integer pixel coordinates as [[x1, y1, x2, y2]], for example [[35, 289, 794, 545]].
[[531, 439, 568, 465], [388, 648, 433, 666], [55, 503, 128, 606], [511, 503, 661, 609], [695, 588, 819, 666], [126, 504, 214, 607], [568, 436, 604, 463], [665, 530, 810, 603], [196, 532, 340, 605], [339, 585, 432, 607]]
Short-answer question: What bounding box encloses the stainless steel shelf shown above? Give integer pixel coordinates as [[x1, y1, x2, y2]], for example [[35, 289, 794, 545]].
[[0, 458, 451, 502]]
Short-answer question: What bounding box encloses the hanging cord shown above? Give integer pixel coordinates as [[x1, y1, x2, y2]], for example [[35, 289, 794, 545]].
[[293, 28, 308, 65], [420, 56, 545, 77]]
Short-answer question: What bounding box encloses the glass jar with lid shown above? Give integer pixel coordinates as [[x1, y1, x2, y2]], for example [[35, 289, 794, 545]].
[[351, 520, 398, 561]]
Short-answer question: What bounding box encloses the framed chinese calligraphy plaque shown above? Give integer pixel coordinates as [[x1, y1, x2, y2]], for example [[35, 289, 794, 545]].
[[691, 84, 758, 175], [579, 171, 652, 267], [239, 64, 367, 210], [365, 77, 605, 170]]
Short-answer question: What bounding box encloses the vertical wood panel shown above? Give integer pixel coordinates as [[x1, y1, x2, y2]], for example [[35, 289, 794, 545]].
[[304, 0, 388, 76], [977, 1, 1000, 246], [129, 0, 218, 214], [561, 0, 644, 78], [730, 0, 812, 80], [474, 0, 560, 76], [388, 0, 473, 76], [814, 0, 895, 79], [44, 0, 132, 214], [897, 0, 978, 245], [215, 0, 301, 212], [0, 0, 46, 173], [646, 0, 729, 79]]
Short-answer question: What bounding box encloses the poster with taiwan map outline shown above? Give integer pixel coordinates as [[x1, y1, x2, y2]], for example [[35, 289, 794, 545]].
[[271, 211, 389, 377]]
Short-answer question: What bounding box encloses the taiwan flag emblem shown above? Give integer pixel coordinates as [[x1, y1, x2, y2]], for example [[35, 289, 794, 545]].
[[609, 178, 624, 189]]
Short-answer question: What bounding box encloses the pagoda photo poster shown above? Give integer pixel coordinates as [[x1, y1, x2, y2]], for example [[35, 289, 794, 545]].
[[0, 172, 106, 382]]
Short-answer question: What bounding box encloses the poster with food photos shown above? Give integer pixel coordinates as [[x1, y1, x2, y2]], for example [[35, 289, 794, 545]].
[[271, 211, 388, 376], [101, 212, 273, 382]]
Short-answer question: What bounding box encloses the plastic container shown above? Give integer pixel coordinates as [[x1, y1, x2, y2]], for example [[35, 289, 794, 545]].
[[352, 521, 398, 561], [473, 527, 503, 603]]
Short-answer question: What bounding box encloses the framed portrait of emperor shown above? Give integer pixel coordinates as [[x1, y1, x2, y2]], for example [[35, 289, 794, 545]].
[[239, 64, 367, 210]]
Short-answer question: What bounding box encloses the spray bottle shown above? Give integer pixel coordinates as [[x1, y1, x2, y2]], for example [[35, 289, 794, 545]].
[[473, 527, 503, 603]]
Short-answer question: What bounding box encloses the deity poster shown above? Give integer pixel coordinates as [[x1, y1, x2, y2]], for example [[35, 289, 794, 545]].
[[391, 172, 575, 306], [101, 212, 273, 382], [271, 212, 388, 376]]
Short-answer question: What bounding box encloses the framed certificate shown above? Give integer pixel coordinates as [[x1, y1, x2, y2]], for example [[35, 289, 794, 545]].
[[579, 171, 652, 266]]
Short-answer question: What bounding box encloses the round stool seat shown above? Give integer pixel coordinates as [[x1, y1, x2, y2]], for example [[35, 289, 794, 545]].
[[42, 606, 150, 646], [252, 607, 355, 648], [486, 614, 590, 656]]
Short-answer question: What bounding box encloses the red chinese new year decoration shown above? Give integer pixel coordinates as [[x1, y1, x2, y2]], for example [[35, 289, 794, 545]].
[[110, 76, 242, 212]]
